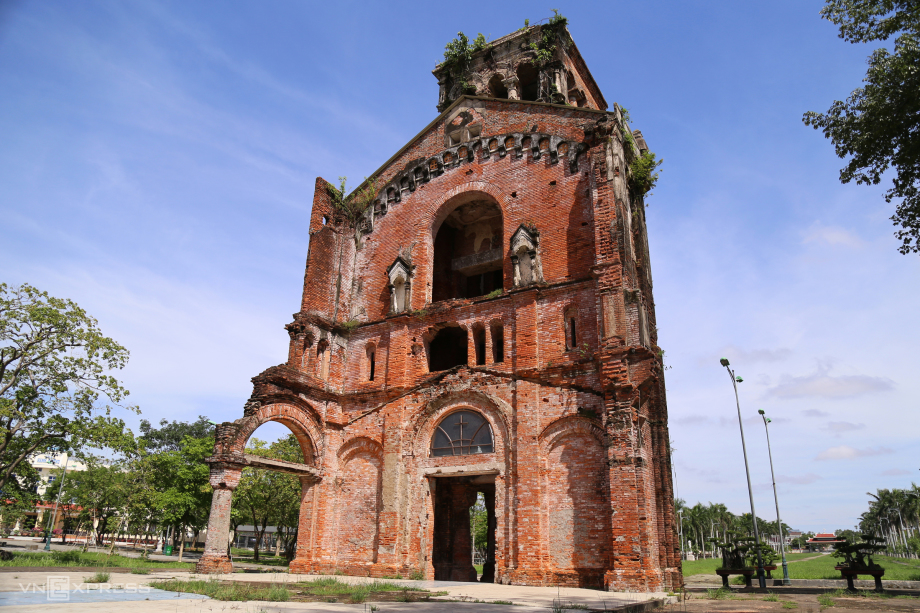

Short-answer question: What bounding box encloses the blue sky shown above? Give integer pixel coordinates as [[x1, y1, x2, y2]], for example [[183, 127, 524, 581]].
[[1, 1, 917, 532]]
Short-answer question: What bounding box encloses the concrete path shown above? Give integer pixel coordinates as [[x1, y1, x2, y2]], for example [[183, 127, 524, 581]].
[[0, 568, 672, 611]]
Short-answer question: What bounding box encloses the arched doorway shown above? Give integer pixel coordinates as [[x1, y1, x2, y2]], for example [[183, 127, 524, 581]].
[[196, 403, 322, 574]]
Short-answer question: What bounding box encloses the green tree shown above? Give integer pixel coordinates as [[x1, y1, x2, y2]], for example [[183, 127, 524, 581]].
[[139, 416, 213, 452], [470, 493, 488, 562], [0, 283, 136, 499], [142, 434, 213, 558], [60, 460, 129, 549], [803, 1, 920, 254], [234, 437, 302, 562]]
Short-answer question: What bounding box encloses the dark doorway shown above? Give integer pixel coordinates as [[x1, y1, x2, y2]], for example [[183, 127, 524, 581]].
[[517, 63, 539, 101], [428, 326, 468, 372], [432, 199, 503, 302], [431, 475, 496, 582]]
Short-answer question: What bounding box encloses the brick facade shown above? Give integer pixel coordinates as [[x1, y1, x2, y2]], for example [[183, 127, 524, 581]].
[[197, 24, 680, 592]]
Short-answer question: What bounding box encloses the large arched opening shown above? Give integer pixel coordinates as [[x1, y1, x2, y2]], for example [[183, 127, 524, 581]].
[[197, 402, 322, 574], [431, 194, 503, 302]]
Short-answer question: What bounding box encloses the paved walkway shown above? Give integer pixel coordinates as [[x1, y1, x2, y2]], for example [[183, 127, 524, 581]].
[[0, 568, 672, 611]]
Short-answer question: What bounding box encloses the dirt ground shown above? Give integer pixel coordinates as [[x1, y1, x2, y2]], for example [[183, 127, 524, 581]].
[[663, 591, 920, 612]]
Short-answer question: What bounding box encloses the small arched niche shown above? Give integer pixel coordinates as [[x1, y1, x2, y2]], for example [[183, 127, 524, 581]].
[[432, 194, 503, 302], [431, 410, 494, 457]]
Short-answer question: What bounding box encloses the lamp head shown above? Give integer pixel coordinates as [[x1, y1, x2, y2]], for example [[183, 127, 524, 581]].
[[735, 376, 743, 383], [758, 409, 765, 415], [720, 357, 730, 367], [766, 418, 772, 423]]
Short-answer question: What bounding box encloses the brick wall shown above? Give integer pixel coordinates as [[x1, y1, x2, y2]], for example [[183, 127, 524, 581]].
[[200, 94, 680, 592]]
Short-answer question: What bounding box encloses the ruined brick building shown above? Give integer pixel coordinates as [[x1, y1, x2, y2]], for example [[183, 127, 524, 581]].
[[197, 22, 681, 592]]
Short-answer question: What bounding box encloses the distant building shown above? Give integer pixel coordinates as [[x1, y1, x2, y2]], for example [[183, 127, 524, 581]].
[[29, 452, 87, 497], [806, 533, 845, 551]]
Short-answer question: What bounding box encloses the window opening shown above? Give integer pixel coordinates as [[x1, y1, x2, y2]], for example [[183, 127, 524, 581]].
[[431, 410, 494, 456], [473, 327, 486, 366], [428, 326, 468, 372], [569, 317, 577, 350], [517, 63, 539, 102], [490, 324, 504, 363], [488, 74, 508, 99], [368, 347, 376, 381], [432, 198, 503, 302]]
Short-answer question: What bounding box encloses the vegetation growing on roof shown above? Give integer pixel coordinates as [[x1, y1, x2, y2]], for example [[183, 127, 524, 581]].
[[528, 10, 571, 65], [326, 176, 380, 228]]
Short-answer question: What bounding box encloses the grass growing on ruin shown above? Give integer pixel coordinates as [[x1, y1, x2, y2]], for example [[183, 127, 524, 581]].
[[150, 578, 290, 601], [295, 577, 428, 603], [0, 550, 193, 569]]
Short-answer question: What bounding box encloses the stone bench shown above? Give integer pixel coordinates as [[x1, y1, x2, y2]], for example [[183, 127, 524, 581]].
[[715, 568, 755, 588], [835, 565, 884, 592]]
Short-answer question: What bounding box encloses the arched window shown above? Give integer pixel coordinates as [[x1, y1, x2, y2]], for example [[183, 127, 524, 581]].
[[431, 410, 494, 457]]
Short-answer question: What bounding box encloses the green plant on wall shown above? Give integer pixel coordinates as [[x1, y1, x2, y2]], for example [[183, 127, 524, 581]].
[[439, 31, 491, 94], [629, 151, 663, 196], [528, 10, 570, 65], [326, 176, 380, 228]]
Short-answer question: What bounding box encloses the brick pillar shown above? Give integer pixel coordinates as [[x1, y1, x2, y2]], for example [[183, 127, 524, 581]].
[[196, 463, 242, 574], [289, 475, 320, 574], [481, 485, 496, 583]]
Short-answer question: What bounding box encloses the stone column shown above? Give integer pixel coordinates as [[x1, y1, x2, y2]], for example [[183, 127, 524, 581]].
[[503, 76, 520, 100], [289, 476, 320, 574], [195, 463, 242, 574]]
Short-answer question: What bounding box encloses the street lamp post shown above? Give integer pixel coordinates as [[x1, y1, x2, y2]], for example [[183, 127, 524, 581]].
[[44, 454, 71, 551], [720, 357, 767, 589], [678, 510, 685, 560], [758, 409, 790, 586]]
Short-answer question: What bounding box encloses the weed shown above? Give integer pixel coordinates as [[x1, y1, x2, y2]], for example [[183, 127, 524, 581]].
[[131, 568, 150, 575], [817, 592, 835, 608], [149, 578, 290, 602], [782, 601, 798, 609], [485, 288, 503, 299], [408, 569, 425, 581], [705, 587, 735, 600], [85, 571, 110, 584], [763, 591, 778, 601]]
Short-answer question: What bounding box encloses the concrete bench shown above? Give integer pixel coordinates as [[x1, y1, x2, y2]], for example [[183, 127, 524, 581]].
[[715, 568, 755, 588], [836, 565, 884, 592]]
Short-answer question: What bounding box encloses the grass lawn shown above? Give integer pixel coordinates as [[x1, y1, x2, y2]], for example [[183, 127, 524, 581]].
[[0, 550, 193, 569], [232, 554, 289, 567], [684, 553, 920, 581], [151, 577, 437, 604]]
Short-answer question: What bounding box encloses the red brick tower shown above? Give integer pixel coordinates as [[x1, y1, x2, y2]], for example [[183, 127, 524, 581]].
[[197, 21, 681, 592]]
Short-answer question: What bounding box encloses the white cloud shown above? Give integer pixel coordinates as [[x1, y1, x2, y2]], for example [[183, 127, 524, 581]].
[[778, 473, 822, 485], [675, 415, 711, 426], [880, 469, 912, 476], [821, 421, 865, 436], [802, 223, 865, 248], [705, 346, 792, 367], [767, 372, 894, 400], [815, 446, 893, 461], [803, 409, 830, 418]]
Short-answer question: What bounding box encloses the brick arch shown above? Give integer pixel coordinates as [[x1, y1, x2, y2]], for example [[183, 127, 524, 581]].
[[334, 436, 384, 565], [428, 180, 510, 238], [539, 415, 606, 453], [337, 436, 383, 465], [408, 388, 511, 460], [233, 402, 323, 465], [539, 415, 611, 575]]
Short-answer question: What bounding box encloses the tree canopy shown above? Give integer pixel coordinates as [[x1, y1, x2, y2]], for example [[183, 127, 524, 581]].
[[0, 283, 136, 498], [803, 1, 920, 254]]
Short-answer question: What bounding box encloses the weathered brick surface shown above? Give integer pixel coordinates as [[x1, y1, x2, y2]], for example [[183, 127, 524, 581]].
[[199, 26, 680, 591]]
